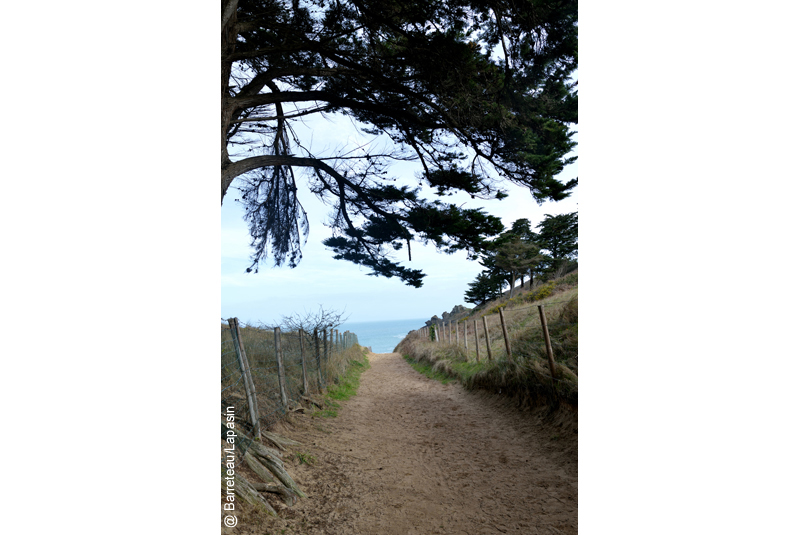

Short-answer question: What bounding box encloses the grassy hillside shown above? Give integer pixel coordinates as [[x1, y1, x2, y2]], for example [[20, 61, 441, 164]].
[[222, 323, 367, 432], [395, 269, 578, 408]]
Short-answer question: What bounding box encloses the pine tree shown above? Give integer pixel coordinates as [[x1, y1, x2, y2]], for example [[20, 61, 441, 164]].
[[535, 211, 578, 278], [493, 237, 543, 298], [469, 217, 544, 300], [464, 271, 504, 306], [222, 0, 578, 286]]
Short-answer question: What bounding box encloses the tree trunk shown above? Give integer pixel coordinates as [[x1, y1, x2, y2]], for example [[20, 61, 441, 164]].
[[262, 430, 303, 451], [227, 427, 307, 514], [221, 103, 235, 203], [237, 439, 307, 499], [229, 472, 277, 515], [243, 451, 279, 486], [251, 482, 297, 506], [221, 1, 238, 203]]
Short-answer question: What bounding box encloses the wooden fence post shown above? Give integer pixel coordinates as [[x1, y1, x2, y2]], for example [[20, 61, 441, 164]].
[[322, 328, 329, 383], [499, 307, 512, 359], [473, 320, 480, 362], [434, 324, 440, 342], [274, 327, 288, 407], [456, 321, 459, 345], [463, 321, 468, 350], [228, 318, 261, 440], [314, 328, 324, 390], [482, 316, 492, 361], [299, 329, 309, 395], [537, 305, 558, 391]]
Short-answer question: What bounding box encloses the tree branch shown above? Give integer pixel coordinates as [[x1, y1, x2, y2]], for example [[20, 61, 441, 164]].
[[229, 105, 332, 123], [229, 90, 444, 130]]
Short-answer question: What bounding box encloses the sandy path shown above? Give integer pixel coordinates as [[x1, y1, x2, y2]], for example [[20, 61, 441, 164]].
[[232, 352, 577, 534]]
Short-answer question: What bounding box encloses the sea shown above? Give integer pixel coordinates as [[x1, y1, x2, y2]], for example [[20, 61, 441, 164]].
[[339, 318, 429, 354]]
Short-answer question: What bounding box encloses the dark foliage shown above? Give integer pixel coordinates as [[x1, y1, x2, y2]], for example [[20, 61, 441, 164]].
[[222, 0, 578, 284], [535, 211, 578, 278], [464, 270, 505, 306]]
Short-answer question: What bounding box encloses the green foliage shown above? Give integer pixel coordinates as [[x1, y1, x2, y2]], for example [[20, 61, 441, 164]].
[[294, 452, 317, 465], [313, 408, 339, 418], [449, 360, 484, 380], [560, 270, 578, 286], [486, 303, 503, 315], [402, 355, 453, 384], [223, 0, 578, 285], [537, 212, 578, 260], [474, 217, 547, 299], [326, 356, 369, 402], [469, 266, 577, 324], [532, 281, 556, 301], [509, 218, 536, 241], [536, 211, 578, 278], [465, 271, 504, 306], [493, 237, 542, 296], [312, 354, 370, 418]]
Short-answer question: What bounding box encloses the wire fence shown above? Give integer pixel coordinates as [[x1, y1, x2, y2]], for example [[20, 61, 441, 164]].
[[222, 318, 360, 466], [410, 298, 579, 381]]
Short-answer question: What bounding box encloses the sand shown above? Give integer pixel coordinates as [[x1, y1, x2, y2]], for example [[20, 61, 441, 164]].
[[223, 352, 577, 534]]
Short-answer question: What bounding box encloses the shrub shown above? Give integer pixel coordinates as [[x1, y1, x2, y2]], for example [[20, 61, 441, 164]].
[[560, 271, 578, 286], [532, 281, 556, 301]]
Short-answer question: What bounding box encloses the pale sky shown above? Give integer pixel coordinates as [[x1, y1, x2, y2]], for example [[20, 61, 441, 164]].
[[222, 112, 578, 325]]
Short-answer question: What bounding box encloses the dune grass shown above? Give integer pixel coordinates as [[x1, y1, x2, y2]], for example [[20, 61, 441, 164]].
[[221, 323, 369, 425], [402, 354, 454, 384], [395, 270, 578, 408], [313, 349, 370, 418]]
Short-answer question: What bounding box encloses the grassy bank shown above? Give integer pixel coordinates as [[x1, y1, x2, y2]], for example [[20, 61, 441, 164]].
[[222, 323, 368, 431], [395, 270, 578, 409], [313, 348, 371, 418]]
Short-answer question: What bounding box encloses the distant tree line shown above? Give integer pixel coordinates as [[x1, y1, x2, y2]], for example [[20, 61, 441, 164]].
[[464, 211, 577, 305]]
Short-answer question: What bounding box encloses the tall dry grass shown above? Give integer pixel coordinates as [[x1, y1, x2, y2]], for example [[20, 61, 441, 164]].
[[395, 270, 578, 408], [222, 323, 365, 433]]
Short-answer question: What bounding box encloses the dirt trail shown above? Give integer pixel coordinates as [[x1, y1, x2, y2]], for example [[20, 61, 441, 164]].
[[230, 352, 577, 534]]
